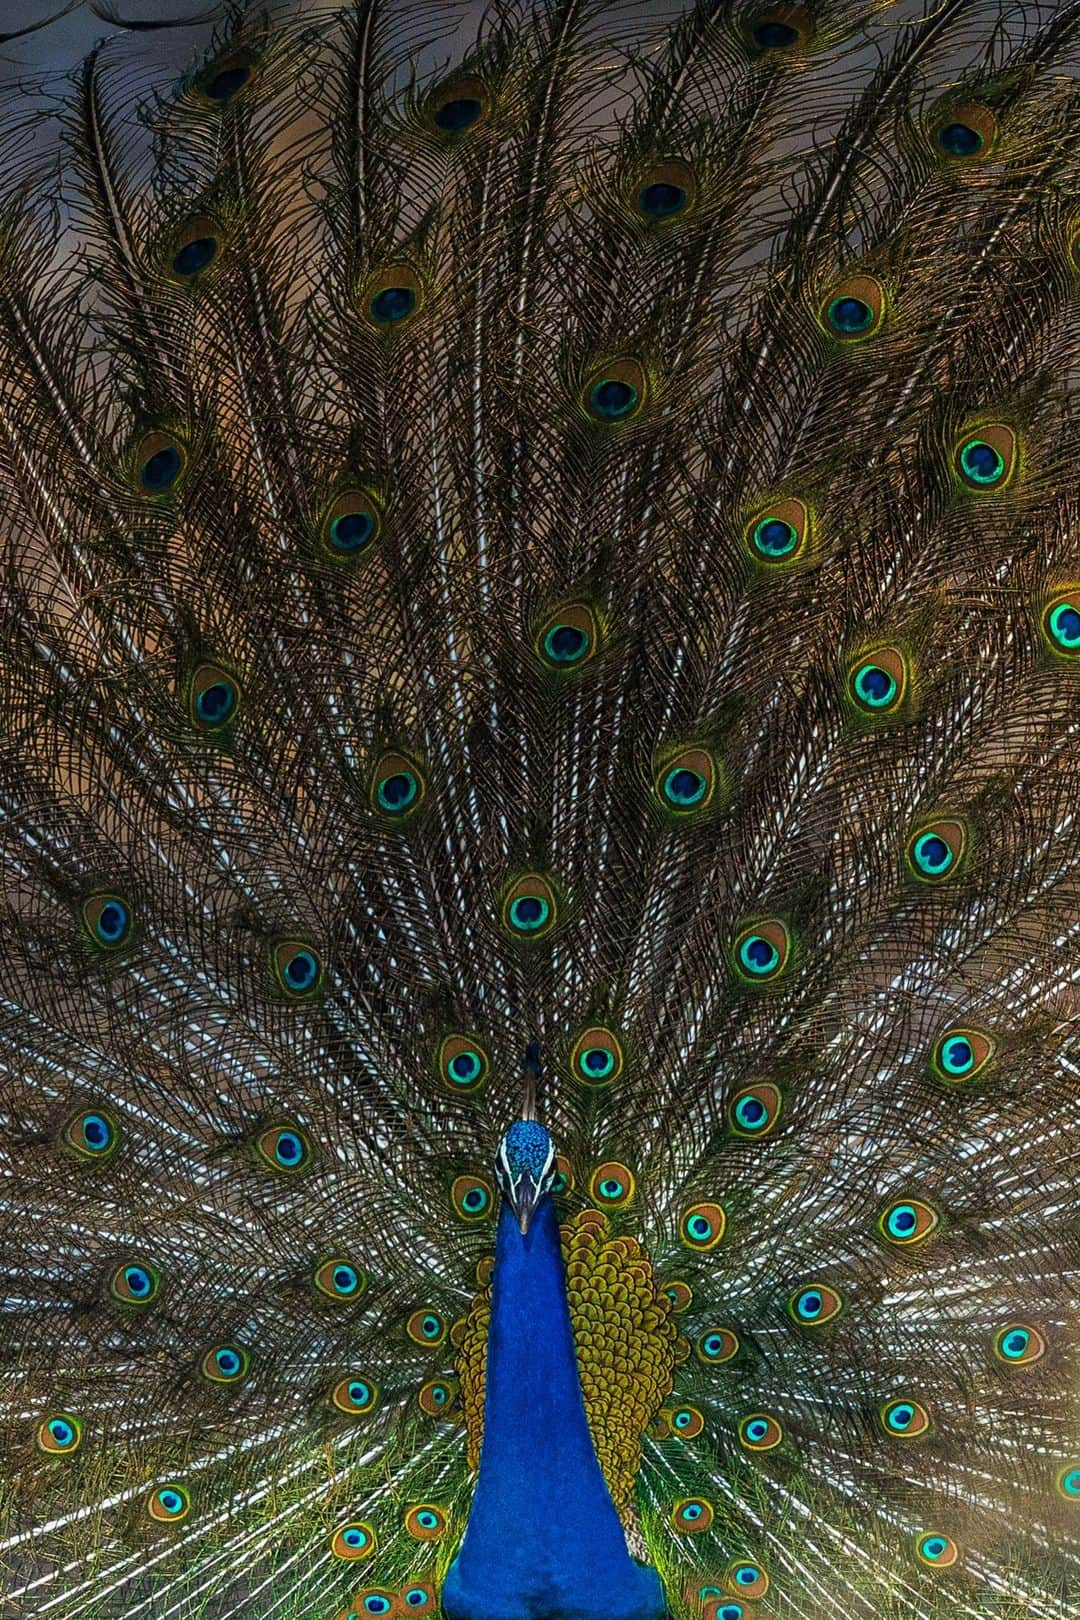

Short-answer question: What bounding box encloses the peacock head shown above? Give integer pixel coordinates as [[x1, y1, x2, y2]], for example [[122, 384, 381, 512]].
[[495, 1119, 556, 1234]]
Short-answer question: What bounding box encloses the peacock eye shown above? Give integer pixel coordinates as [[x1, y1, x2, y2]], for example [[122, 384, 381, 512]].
[[535, 602, 598, 670], [331, 1375, 378, 1415], [321, 490, 382, 558], [668, 1404, 705, 1438], [371, 752, 424, 817], [428, 76, 488, 135], [402, 1587, 435, 1612], [191, 665, 240, 729], [748, 7, 811, 51], [954, 424, 1016, 491], [110, 1260, 160, 1306], [451, 1174, 493, 1220], [83, 893, 133, 950], [135, 431, 186, 494], [880, 1397, 930, 1437], [728, 1082, 782, 1137], [1056, 1464, 1080, 1498], [358, 1596, 393, 1616], [551, 1155, 573, 1195], [406, 1309, 447, 1346], [148, 1484, 190, 1522], [931, 1025, 994, 1083], [664, 1279, 693, 1312], [330, 1521, 377, 1561], [726, 1562, 769, 1599], [196, 53, 255, 103], [439, 1034, 489, 1093], [932, 104, 996, 160], [418, 1378, 458, 1416], [680, 1202, 726, 1250], [571, 1026, 623, 1085], [916, 1532, 959, 1567], [404, 1502, 447, 1539], [255, 1123, 312, 1174], [787, 1284, 843, 1326], [366, 269, 422, 326], [697, 1326, 739, 1363], [906, 818, 967, 882], [733, 919, 790, 982], [878, 1198, 939, 1245], [671, 1496, 714, 1532], [313, 1258, 366, 1300], [1043, 593, 1080, 658], [582, 358, 646, 422], [632, 159, 696, 220], [848, 646, 908, 716], [63, 1107, 119, 1160], [993, 1323, 1046, 1366], [502, 874, 557, 938], [272, 941, 323, 996], [200, 1343, 250, 1383], [655, 747, 717, 814], [738, 1412, 783, 1450], [821, 275, 885, 340], [37, 1413, 81, 1454], [745, 497, 809, 564], [588, 1160, 635, 1208]]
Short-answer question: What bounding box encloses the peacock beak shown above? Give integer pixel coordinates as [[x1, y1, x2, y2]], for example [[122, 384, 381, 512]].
[[511, 1173, 539, 1235]]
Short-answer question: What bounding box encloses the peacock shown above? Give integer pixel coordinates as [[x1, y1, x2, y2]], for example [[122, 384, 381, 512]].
[[0, 0, 1077, 1616]]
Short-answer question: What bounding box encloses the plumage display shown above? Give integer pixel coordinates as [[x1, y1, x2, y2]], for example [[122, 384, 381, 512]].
[[0, 0, 1078, 1616]]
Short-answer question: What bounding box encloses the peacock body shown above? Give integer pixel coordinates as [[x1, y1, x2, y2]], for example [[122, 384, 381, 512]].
[[0, 1, 1078, 1618]]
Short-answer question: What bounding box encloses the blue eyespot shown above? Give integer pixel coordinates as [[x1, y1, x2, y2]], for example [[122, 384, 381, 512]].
[[959, 439, 1004, 485], [50, 1418, 74, 1446], [853, 663, 896, 707], [275, 944, 321, 995], [140, 447, 182, 491], [938, 121, 982, 156], [205, 64, 250, 101], [739, 935, 778, 975], [435, 96, 482, 132], [126, 1266, 151, 1296], [329, 511, 375, 552], [663, 766, 707, 807], [172, 236, 218, 276], [753, 518, 797, 557], [363, 1600, 391, 1616], [82, 1113, 112, 1151], [451, 1051, 482, 1082], [544, 624, 587, 662], [638, 181, 688, 217], [194, 677, 237, 726], [826, 296, 873, 334], [753, 21, 799, 48], [370, 286, 416, 324], [941, 1036, 972, 1072], [888, 1204, 916, 1236], [376, 770, 419, 813], [582, 1047, 614, 1078], [588, 378, 638, 419], [404, 1591, 430, 1609], [912, 832, 952, 876], [508, 895, 550, 932], [1047, 601, 1080, 652]]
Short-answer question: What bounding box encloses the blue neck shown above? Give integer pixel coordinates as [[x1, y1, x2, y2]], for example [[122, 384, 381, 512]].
[[442, 1197, 667, 1620]]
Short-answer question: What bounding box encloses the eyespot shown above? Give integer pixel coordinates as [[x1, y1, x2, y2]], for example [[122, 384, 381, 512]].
[[418, 1378, 458, 1416], [993, 1323, 1046, 1366], [400, 1585, 437, 1613], [169, 217, 220, 278], [570, 1026, 623, 1086], [552, 1154, 574, 1194], [135, 431, 186, 494], [321, 489, 382, 558], [196, 53, 255, 103], [330, 1375, 378, 1415], [536, 602, 598, 670], [697, 1327, 739, 1364], [427, 76, 488, 135], [745, 497, 809, 565], [667, 1405, 705, 1439], [879, 1198, 939, 1245], [672, 1496, 714, 1533], [502, 874, 557, 939], [147, 1484, 190, 1522], [954, 424, 1016, 491], [726, 1562, 769, 1599], [370, 750, 425, 817], [733, 919, 790, 982], [451, 1175, 493, 1220], [330, 1521, 377, 1560], [632, 159, 697, 221], [83, 893, 132, 950], [728, 1082, 782, 1138], [1043, 592, 1080, 659], [406, 1309, 447, 1347], [200, 1344, 250, 1384], [353, 1593, 394, 1616], [190, 665, 240, 730], [589, 1161, 635, 1208], [748, 7, 811, 50], [1056, 1464, 1080, 1498], [655, 747, 717, 814], [787, 1284, 843, 1326], [931, 103, 997, 160], [273, 941, 323, 997], [582, 357, 647, 422], [880, 1397, 930, 1437], [110, 1261, 160, 1306], [916, 1532, 958, 1568], [931, 1025, 995, 1084], [63, 1107, 119, 1160], [476, 1256, 494, 1286], [738, 1413, 782, 1451], [663, 1279, 693, 1313], [313, 1259, 366, 1301], [681, 1202, 726, 1250], [37, 1413, 81, 1455], [848, 647, 908, 716], [363, 266, 423, 327], [906, 819, 967, 883], [404, 1502, 448, 1540], [821, 274, 885, 340], [439, 1034, 489, 1094], [255, 1123, 313, 1174]]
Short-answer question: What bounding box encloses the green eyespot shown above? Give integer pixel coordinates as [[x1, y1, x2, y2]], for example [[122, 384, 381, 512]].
[[745, 497, 809, 565], [536, 603, 599, 670], [820, 274, 885, 341], [1042, 592, 1080, 659], [451, 1175, 493, 1221], [931, 1026, 995, 1084], [588, 1160, 635, 1208], [439, 1034, 489, 1093], [370, 750, 425, 817], [681, 1202, 726, 1250], [954, 424, 1016, 491], [728, 1082, 782, 1138], [906, 818, 968, 883], [733, 919, 791, 982], [582, 357, 647, 422], [502, 874, 558, 939], [570, 1026, 623, 1086]]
